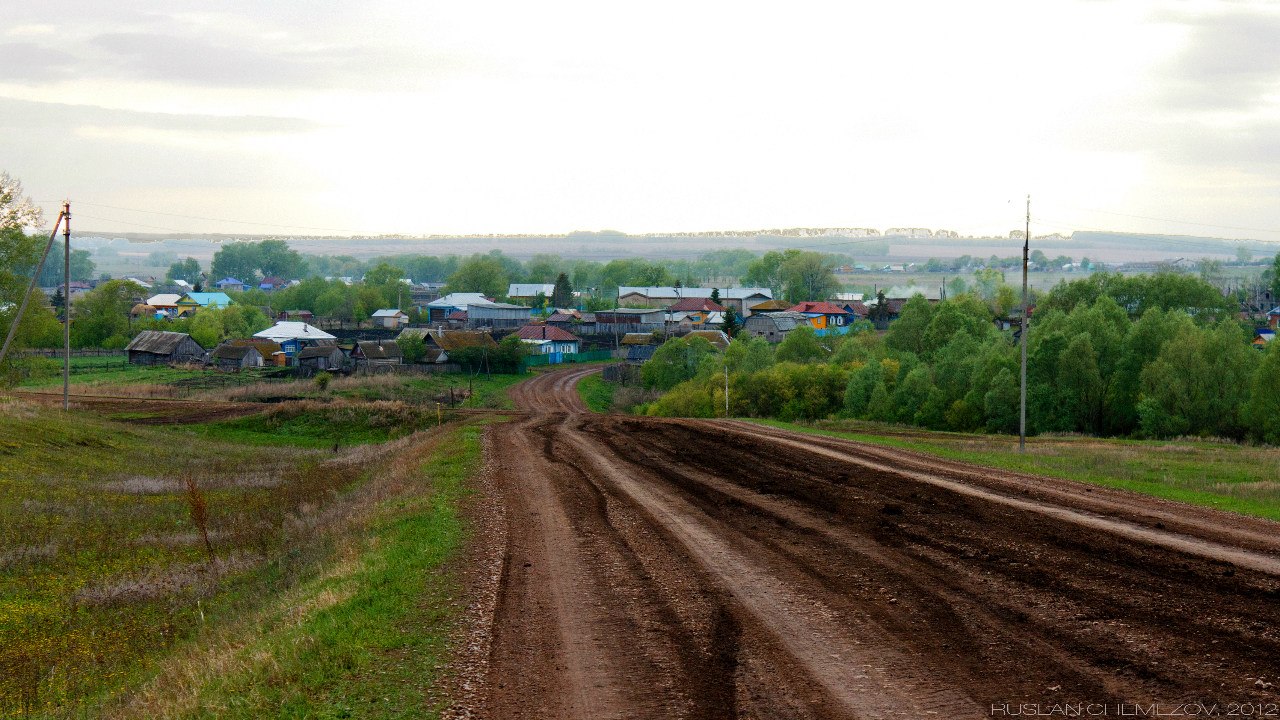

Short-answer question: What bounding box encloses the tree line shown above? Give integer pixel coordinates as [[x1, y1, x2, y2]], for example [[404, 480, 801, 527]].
[[641, 271, 1280, 445]]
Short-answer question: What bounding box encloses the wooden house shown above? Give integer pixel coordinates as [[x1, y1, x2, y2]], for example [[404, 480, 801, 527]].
[[352, 340, 404, 368], [742, 311, 808, 343], [125, 331, 206, 365]]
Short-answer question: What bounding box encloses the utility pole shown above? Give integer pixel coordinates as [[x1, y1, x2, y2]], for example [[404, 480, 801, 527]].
[[0, 210, 66, 371], [723, 363, 729, 417], [1019, 195, 1029, 453], [63, 201, 71, 411]]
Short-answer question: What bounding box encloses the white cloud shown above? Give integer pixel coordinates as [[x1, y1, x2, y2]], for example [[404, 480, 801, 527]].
[[2, 0, 1279, 240]]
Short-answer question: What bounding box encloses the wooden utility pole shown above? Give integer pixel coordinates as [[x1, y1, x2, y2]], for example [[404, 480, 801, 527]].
[[63, 201, 71, 411], [1019, 195, 1029, 453], [0, 210, 66, 370]]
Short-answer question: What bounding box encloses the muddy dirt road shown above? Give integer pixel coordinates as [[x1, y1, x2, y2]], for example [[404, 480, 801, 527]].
[[461, 367, 1280, 719]]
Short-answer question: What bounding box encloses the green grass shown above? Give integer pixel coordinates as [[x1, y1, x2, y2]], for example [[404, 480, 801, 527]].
[[753, 418, 1280, 521], [0, 399, 336, 717], [161, 422, 484, 719], [185, 401, 440, 448], [17, 356, 209, 389], [577, 374, 615, 413]]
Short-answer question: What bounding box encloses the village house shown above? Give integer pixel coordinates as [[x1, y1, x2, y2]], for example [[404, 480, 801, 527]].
[[466, 301, 533, 329], [742, 298, 790, 314], [595, 308, 666, 332], [788, 301, 855, 335], [258, 276, 287, 292], [617, 287, 773, 316], [507, 283, 556, 305], [742, 311, 809, 343], [175, 292, 233, 315], [352, 340, 404, 368], [426, 293, 489, 323], [125, 330, 206, 366], [214, 277, 245, 293], [621, 333, 658, 364], [515, 324, 581, 359], [230, 338, 285, 366], [253, 321, 338, 361], [209, 343, 264, 371], [399, 328, 497, 364], [371, 309, 410, 328]]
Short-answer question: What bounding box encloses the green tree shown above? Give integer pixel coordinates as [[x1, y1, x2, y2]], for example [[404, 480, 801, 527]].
[[724, 335, 774, 374], [36, 244, 95, 285], [775, 325, 829, 363], [1272, 252, 1280, 302], [167, 257, 202, 284], [884, 295, 934, 356], [256, 238, 307, 279], [398, 333, 427, 364], [1244, 340, 1280, 444], [552, 272, 574, 307], [71, 279, 146, 348], [445, 254, 510, 298], [642, 336, 717, 390], [780, 251, 841, 303], [721, 305, 739, 337]]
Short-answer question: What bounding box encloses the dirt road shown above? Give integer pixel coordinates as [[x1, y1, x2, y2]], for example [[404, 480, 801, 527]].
[[459, 367, 1280, 719]]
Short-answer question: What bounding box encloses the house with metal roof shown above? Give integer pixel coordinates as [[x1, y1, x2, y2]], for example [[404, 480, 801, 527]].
[[175, 292, 233, 314], [787, 301, 854, 335], [507, 283, 556, 304], [426, 293, 490, 322], [214, 277, 245, 292], [371, 309, 410, 328], [466, 301, 533, 329], [617, 287, 773, 315], [515, 324, 581, 356], [125, 331, 206, 365]]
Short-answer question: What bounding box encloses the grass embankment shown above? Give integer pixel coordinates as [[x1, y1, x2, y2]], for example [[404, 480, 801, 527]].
[[755, 418, 1280, 521], [0, 396, 485, 718], [576, 374, 615, 413], [112, 422, 484, 719]]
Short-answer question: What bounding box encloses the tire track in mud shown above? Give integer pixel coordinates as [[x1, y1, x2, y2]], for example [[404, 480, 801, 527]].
[[469, 368, 1280, 719]]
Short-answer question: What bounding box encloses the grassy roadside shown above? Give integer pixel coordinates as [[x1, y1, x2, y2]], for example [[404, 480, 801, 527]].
[[117, 422, 484, 719], [752, 418, 1280, 521], [576, 374, 615, 413], [1, 392, 490, 718]]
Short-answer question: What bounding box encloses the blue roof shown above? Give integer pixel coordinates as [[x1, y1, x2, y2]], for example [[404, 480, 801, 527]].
[[216, 277, 243, 285], [185, 292, 232, 308]]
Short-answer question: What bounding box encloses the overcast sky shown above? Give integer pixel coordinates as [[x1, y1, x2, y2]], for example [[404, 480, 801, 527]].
[[3, 1, 1279, 241]]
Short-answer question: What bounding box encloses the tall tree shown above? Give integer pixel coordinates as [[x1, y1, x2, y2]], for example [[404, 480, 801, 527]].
[[552, 272, 574, 308], [445, 254, 509, 298], [167, 257, 202, 284]]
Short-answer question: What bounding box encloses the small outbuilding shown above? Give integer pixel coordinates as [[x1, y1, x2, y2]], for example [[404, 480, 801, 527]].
[[125, 331, 206, 366], [210, 343, 264, 370], [296, 345, 346, 371], [371, 309, 410, 328]]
